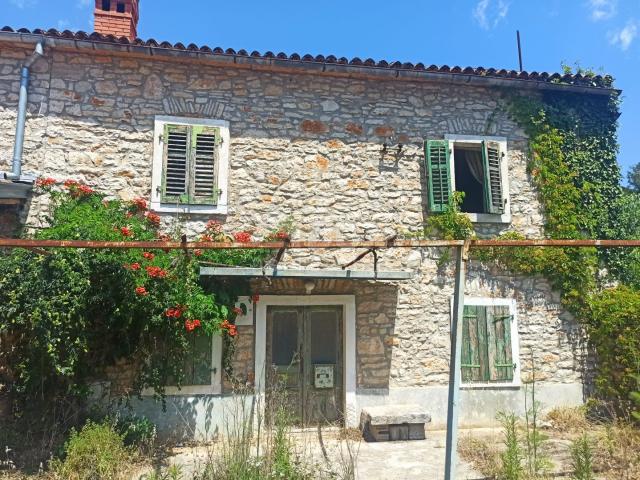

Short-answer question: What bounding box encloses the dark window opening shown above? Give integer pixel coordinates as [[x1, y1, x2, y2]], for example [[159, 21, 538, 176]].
[[454, 145, 487, 214], [116, 2, 126, 13], [101, 0, 111, 11]]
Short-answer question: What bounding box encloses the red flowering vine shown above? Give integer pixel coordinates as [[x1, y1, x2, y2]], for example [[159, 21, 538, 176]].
[[142, 252, 155, 261], [135, 286, 148, 296], [232, 306, 243, 315]]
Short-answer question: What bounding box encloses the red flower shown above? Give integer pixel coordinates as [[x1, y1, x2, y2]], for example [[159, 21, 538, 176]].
[[200, 234, 213, 242], [221, 319, 230, 329], [63, 179, 79, 188], [275, 231, 290, 240], [133, 198, 147, 211], [142, 252, 155, 261], [251, 294, 260, 303], [146, 266, 167, 278], [135, 286, 148, 296], [194, 249, 203, 256], [78, 184, 94, 195], [233, 231, 252, 243], [165, 307, 182, 318], [120, 226, 132, 237], [232, 306, 243, 315], [157, 233, 171, 241], [184, 319, 201, 332], [145, 211, 161, 226], [35, 177, 56, 187], [130, 262, 141, 271], [228, 325, 238, 337]]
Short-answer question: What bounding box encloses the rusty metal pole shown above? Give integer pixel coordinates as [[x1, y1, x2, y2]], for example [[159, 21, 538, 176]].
[[444, 241, 469, 480]]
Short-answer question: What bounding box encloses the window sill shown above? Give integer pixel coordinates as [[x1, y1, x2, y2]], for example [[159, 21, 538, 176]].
[[141, 385, 222, 396], [460, 383, 521, 390], [150, 202, 228, 215], [465, 212, 511, 224]]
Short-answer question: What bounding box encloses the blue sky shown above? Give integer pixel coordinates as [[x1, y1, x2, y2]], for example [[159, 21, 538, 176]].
[[4, 0, 640, 180]]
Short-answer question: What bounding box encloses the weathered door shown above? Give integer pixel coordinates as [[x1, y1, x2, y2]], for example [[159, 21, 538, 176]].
[[266, 305, 343, 425]]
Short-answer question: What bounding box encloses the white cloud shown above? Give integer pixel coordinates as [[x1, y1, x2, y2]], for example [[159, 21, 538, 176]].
[[588, 0, 617, 21], [473, 0, 510, 30], [76, 0, 92, 7], [609, 20, 638, 50]]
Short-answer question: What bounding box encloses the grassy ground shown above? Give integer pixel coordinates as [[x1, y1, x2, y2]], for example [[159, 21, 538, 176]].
[[458, 406, 640, 480]]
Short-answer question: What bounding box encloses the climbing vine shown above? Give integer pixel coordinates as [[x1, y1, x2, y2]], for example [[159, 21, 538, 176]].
[[486, 88, 640, 415], [0, 180, 290, 407], [418, 83, 639, 414]]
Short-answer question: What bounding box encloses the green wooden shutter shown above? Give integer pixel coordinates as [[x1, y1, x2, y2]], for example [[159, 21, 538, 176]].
[[189, 126, 220, 205], [481, 140, 504, 214], [462, 305, 490, 383], [424, 140, 452, 212], [487, 305, 514, 382], [161, 124, 190, 203]]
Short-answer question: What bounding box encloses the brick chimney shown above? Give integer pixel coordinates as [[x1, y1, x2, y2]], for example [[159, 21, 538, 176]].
[[94, 0, 139, 41]]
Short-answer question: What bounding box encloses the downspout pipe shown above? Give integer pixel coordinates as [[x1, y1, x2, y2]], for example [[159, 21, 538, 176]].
[[7, 40, 44, 181]]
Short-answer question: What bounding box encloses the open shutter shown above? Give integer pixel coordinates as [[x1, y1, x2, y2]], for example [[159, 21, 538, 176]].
[[189, 126, 220, 205], [482, 140, 504, 214], [162, 124, 190, 203], [487, 305, 514, 382], [424, 140, 452, 212], [461, 305, 490, 382]]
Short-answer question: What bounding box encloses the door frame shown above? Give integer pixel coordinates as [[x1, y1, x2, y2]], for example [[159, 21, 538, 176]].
[[255, 295, 357, 427]]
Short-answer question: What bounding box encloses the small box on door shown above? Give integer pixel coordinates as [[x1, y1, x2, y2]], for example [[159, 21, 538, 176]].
[[314, 364, 334, 389]]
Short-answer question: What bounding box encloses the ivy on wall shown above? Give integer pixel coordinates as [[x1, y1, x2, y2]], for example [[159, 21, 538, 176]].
[[423, 83, 639, 414], [487, 88, 639, 414]]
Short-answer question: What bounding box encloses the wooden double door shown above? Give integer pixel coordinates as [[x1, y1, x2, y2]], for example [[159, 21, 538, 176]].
[[266, 305, 344, 425]]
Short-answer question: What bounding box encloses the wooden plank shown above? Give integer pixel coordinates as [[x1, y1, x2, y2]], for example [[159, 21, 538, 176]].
[[200, 267, 413, 280]]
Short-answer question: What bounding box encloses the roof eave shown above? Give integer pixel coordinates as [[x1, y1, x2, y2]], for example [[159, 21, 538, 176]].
[[0, 31, 619, 96]]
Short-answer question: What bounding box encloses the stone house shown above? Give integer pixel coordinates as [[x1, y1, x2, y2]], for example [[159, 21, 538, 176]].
[[0, 1, 614, 439]]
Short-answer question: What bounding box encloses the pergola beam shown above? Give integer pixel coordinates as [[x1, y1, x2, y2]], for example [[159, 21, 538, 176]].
[[1, 238, 640, 250], [199, 266, 413, 280]]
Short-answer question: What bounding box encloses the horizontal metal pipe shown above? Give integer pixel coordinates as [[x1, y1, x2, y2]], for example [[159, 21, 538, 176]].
[[1, 238, 639, 250]]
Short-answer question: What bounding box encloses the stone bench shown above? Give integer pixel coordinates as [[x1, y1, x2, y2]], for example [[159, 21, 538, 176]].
[[360, 404, 431, 442]]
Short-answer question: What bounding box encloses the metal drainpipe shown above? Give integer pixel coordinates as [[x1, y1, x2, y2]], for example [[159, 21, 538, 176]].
[[8, 40, 45, 181]]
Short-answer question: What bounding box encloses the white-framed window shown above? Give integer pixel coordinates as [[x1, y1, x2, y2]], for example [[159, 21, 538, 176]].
[[424, 134, 511, 223], [142, 334, 223, 396], [451, 297, 521, 388], [151, 116, 230, 215]]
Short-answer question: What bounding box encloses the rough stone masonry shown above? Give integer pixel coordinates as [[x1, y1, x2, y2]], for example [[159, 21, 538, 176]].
[[0, 41, 588, 428]]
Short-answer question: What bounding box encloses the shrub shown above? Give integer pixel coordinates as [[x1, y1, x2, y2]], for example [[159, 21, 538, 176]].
[[571, 434, 595, 480], [50, 420, 133, 480], [497, 412, 524, 480], [114, 415, 156, 454], [545, 406, 589, 432]]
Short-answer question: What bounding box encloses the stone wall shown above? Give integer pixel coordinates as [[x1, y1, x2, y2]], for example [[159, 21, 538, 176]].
[[0, 42, 586, 404]]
